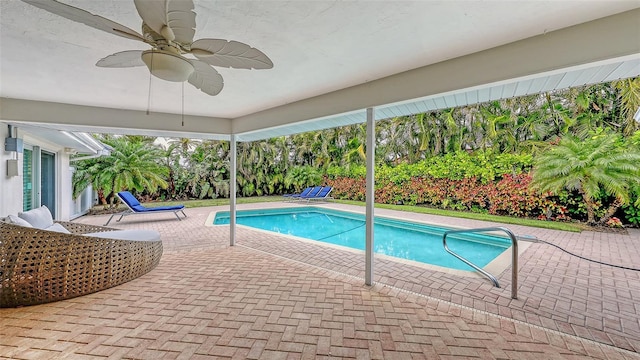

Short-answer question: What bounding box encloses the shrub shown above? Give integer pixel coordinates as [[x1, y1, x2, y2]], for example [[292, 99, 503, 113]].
[[324, 176, 366, 201], [486, 173, 562, 218], [605, 217, 623, 228], [622, 186, 640, 226], [327, 172, 569, 222], [375, 151, 533, 184]]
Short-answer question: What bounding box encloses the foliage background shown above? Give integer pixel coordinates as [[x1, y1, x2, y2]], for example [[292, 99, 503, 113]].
[[73, 79, 640, 226]]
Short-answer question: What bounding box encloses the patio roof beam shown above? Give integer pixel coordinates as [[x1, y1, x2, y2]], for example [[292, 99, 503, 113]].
[[0, 98, 232, 140]]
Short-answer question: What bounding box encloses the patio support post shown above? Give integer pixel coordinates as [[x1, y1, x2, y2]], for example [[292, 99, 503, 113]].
[[230, 134, 237, 246], [365, 107, 375, 286]]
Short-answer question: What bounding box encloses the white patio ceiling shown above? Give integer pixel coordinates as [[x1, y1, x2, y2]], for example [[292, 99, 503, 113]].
[[1, 1, 639, 142]]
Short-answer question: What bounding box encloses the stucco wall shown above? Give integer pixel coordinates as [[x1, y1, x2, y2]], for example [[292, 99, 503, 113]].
[[0, 126, 72, 220]]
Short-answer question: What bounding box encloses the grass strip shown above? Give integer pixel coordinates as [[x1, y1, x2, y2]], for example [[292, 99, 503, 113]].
[[334, 200, 585, 232], [111, 196, 585, 232]]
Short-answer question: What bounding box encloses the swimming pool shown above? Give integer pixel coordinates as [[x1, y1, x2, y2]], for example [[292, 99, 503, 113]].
[[213, 207, 511, 271]]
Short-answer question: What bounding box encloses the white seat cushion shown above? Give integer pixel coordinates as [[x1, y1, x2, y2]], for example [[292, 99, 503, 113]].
[[45, 223, 71, 234], [83, 229, 161, 241], [8, 214, 33, 228], [18, 206, 54, 229]]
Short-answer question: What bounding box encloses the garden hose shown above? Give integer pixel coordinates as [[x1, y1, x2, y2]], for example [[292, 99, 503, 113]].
[[521, 236, 640, 272]]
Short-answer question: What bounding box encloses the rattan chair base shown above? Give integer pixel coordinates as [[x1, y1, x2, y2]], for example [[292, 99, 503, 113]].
[[0, 220, 162, 308]]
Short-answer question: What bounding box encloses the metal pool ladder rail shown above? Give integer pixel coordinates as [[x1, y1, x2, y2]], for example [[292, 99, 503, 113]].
[[442, 227, 518, 299]]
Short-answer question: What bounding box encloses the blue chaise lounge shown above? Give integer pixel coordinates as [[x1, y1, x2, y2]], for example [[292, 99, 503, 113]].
[[283, 186, 313, 199], [300, 186, 333, 202], [285, 186, 322, 202], [105, 191, 187, 225]]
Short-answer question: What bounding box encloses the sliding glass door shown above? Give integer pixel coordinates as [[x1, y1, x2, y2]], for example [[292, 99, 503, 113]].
[[22, 146, 56, 218], [41, 151, 56, 218]]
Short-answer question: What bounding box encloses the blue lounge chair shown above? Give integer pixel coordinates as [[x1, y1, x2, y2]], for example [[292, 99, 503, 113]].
[[287, 186, 322, 202], [300, 186, 333, 202], [104, 191, 187, 225], [283, 186, 313, 199]]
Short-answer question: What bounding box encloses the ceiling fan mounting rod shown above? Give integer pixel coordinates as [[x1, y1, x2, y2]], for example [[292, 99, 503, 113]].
[[153, 41, 184, 55], [142, 24, 188, 54]]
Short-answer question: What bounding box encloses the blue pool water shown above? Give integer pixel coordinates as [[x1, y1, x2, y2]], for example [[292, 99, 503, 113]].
[[213, 207, 510, 271]]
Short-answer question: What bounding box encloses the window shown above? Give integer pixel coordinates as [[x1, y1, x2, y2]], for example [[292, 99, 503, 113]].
[[22, 148, 33, 211]]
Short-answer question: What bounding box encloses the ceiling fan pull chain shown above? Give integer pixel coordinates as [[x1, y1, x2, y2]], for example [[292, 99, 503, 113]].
[[146, 52, 154, 115], [182, 82, 185, 127]]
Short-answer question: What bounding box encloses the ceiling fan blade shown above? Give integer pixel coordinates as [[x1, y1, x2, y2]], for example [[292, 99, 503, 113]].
[[21, 0, 145, 42], [96, 51, 145, 68], [191, 39, 274, 70], [134, 0, 195, 44], [188, 60, 223, 96]]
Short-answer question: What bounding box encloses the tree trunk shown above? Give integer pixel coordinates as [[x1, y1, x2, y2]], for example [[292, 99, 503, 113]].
[[583, 196, 596, 225], [97, 189, 106, 205], [598, 198, 623, 224], [106, 191, 116, 209], [168, 169, 175, 198]]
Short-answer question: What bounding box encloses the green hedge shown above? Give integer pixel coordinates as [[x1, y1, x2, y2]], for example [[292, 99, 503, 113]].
[[326, 150, 533, 184]]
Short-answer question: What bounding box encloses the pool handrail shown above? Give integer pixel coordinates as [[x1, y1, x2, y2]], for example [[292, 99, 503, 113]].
[[442, 226, 518, 299]]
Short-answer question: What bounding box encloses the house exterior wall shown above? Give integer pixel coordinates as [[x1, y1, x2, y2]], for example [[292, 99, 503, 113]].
[[70, 172, 94, 219], [0, 126, 73, 221], [0, 125, 23, 217]]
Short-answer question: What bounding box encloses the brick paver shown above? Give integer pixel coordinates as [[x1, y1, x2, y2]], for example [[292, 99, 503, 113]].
[[1, 202, 638, 359], [233, 202, 640, 354]]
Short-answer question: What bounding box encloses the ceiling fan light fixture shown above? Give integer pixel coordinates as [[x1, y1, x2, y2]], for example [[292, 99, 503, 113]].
[[141, 50, 194, 82]]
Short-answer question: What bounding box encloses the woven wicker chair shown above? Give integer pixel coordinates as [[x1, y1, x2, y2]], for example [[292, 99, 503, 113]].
[[0, 220, 163, 308]]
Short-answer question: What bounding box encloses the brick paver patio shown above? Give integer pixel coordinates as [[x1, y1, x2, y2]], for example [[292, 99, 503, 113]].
[[1, 202, 638, 359]]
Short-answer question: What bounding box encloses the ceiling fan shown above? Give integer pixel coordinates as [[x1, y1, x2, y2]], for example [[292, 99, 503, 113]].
[[21, 0, 274, 96]]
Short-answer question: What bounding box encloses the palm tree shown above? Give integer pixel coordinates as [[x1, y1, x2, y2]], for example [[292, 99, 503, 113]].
[[103, 137, 168, 203], [516, 110, 551, 154], [169, 137, 202, 155], [284, 165, 322, 192], [72, 136, 169, 208], [532, 132, 640, 224], [414, 113, 433, 157], [614, 77, 640, 136], [123, 135, 156, 143], [341, 124, 367, 166], [185, 140, 230, 199], [71, 156, 105, 202], [479, 102, 517, 153], [290, 131, 315, 166], [542, 91, 574, 139], [376, 117, 407, 164], [160, 142, 181, 199]]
